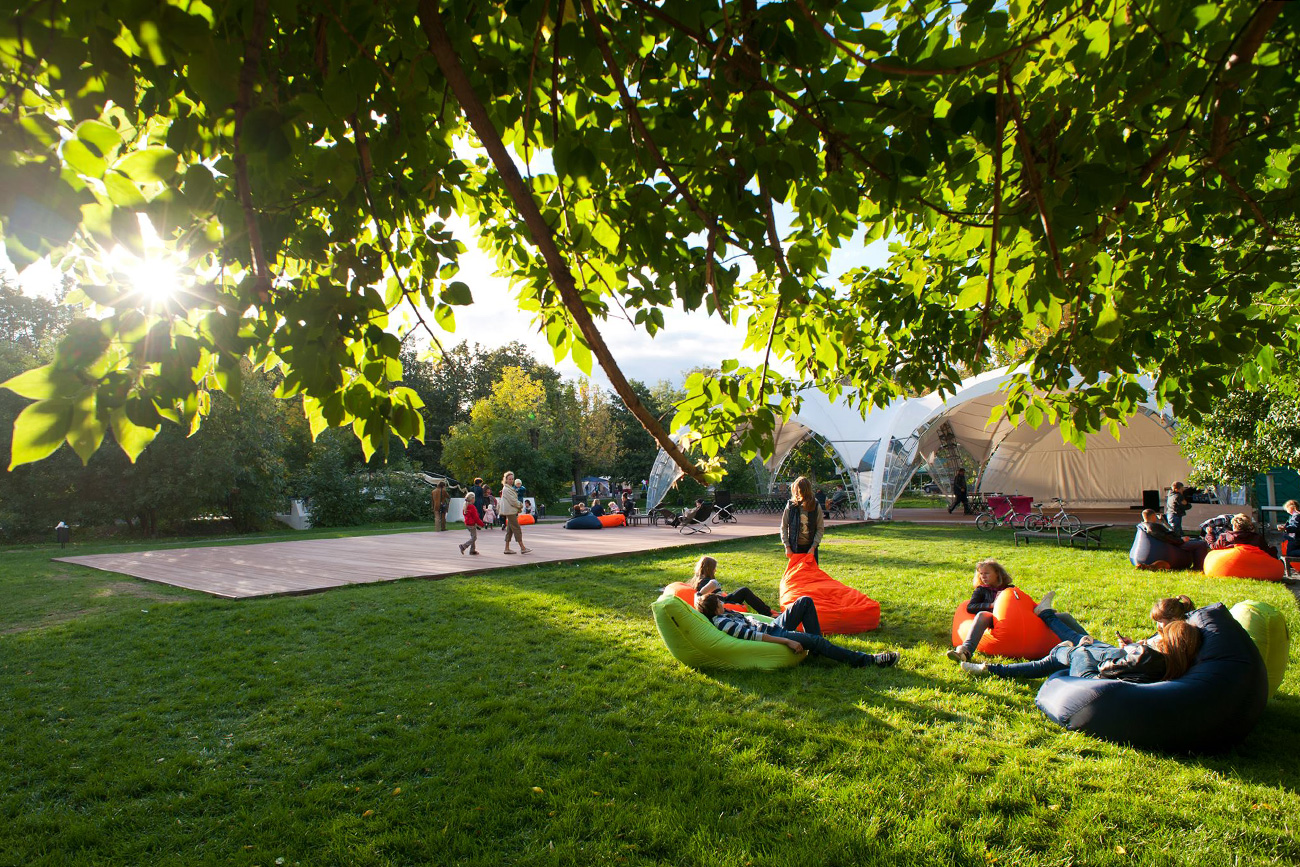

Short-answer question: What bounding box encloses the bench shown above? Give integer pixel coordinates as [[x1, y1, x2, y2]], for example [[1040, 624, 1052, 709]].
[[1014, 524, 1113, 549]]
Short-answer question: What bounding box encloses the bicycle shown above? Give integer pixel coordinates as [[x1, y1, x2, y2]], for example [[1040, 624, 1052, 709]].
[[1023, 497, 1081, 533], [974, 496, 1032, 531]]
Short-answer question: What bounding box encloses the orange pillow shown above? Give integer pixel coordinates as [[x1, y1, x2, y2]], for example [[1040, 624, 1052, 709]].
[[664, 581, 750, 613], [1204, 545, 1285, 581], [598, 513, 626, 528], [778, 553, 880, 634], [517, 514, 536, 525], [950, 588, 1059, 659]]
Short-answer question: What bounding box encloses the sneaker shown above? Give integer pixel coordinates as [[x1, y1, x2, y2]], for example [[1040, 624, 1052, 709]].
[[872, 651, 900, 667], [520, 547, 532, 554], [504, 549, 515, 554], [960, 661, 990, 676], [946, 647, 971, 663], [458, 545, 466, 555], [470, 551, 480, 555], [1032, 590, 1057, 615]]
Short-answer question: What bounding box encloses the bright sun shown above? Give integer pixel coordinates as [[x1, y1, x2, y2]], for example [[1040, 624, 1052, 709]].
[[104, 214, 188, 309]]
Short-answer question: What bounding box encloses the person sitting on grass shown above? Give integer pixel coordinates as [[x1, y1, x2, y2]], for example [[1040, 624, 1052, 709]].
[[945, 559, 1016, 663], [690, 555, 774, 617], [695, 585, 899, 669], [960, 592, 1201, 682]]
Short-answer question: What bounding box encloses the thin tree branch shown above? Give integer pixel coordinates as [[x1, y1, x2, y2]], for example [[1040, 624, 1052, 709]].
[[348, 114, 446, 356], [978, 67, 1007, 349], [792, 0, 1069, 78], [1214, 164, 1281, 237], [417, 0, 706, 483], [757, 178, 791, 400], [233, 0, 272, 301], [1004, 76, 1064, 281]]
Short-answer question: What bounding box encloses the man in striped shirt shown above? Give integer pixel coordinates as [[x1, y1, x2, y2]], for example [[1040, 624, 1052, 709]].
[[696, 592, 899, 668]]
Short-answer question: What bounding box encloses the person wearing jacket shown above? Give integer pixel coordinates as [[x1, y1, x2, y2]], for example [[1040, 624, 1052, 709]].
[[458, 492, 486, 555], [781, 476, 825, 563], [499, 471, 531, 554]]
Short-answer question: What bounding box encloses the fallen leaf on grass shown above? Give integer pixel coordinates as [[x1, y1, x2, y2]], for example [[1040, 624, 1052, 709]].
[[1116, 846, 1126, 855], [392, 787, 401, 795], [363, 810, 373, 817], [532, 786, 544, 794]]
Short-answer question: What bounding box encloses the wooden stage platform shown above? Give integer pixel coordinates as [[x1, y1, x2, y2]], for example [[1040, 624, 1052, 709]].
[[56, 516, 794, 600], [55, 508, 1140, 601]]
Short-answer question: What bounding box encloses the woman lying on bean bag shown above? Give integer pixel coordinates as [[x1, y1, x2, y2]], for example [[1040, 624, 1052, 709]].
[[960, 594, 1200, 682]]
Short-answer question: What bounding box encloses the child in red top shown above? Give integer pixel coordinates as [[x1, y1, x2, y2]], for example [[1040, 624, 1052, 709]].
[[459, 492, 486, 555]]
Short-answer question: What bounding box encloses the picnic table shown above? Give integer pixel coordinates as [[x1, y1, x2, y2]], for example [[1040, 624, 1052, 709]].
[[1014, 523, 1114, 549]]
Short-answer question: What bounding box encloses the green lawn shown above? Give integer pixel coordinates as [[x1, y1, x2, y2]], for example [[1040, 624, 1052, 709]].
[[2, 523, 1298, 866]]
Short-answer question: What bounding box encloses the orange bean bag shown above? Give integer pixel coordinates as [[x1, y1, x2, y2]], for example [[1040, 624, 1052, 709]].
[[598, 513, 626, 528], [1203, 545, 1285, 581], [663, 581, 750, 613], [517, 514, 536, 525], [950, 588, 1059, 659], [778, 553, 880, 634]]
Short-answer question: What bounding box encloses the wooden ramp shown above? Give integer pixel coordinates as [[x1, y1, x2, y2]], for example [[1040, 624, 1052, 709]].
[[56, 516, 797, 599]]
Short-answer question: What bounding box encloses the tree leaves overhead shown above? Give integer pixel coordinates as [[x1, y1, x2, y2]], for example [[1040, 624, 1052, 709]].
[[0, 0, 1298, 478]]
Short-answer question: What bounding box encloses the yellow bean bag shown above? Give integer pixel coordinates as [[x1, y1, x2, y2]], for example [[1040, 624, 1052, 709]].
[[1203, 545, 1285, 581], [951, 588, 1059, 659], [651, 592, 804, 670], [1230, 599, 1290, 699]]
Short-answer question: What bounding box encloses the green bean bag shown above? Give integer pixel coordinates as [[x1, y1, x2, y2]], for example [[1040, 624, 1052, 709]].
[[1230, 599, 1290, 699], [651, 592, 804, 670]]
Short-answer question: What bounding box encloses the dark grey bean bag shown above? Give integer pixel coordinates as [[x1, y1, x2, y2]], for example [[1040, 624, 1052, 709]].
[[1035, 604, 1269, 753], [564, 512, 603, 530], [1128, 525, 1195, 570]]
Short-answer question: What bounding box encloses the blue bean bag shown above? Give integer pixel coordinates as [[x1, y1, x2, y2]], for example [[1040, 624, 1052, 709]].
[[565, 513, 603, 530], [1128, 525, 1194, 570], [1035, 603, 1269, 753]]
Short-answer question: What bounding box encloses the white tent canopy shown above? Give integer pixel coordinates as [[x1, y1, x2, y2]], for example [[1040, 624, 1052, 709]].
[[646, 370, 1192, 518]]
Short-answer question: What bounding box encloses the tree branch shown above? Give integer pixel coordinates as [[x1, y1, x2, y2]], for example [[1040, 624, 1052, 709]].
[[978, 67, 1007, 349], [1004, 77, 1064, 281], [233, 0, 272, 301], [417, 0, 706, 483], [1209, 1, 1284, 163], [792, 0, 1069, 78], [757, 178, 790, 400]]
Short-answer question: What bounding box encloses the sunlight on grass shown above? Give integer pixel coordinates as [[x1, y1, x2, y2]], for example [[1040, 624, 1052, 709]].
[[0, 522, 1297, 865]]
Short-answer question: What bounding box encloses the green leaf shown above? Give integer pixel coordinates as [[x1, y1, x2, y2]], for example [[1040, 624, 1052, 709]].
[[1093, 301, 1121, 343], [104, 170, 148, 207], [571, 336, 593, 375], [9, 398, 74, 468], [75, 119, 123, 160], [62, 139, 107, 178], [442, 281, 473, 305], [1, 364, 81, 400], [953, 277, 987, 310], [66, 390, 106, 463], [114, 146, 179, 182]]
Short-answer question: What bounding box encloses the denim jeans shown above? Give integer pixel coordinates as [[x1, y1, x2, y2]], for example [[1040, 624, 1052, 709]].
[[1038, 609, 1090, 644], [765, 596, 868, 666], [987, 639, 1126, 679]]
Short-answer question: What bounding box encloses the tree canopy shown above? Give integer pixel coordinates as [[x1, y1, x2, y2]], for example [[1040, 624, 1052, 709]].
[[2, 0, 1298, 481]]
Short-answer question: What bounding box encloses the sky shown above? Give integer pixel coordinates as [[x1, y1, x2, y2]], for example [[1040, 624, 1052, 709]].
[[1, 216, 891, 392]]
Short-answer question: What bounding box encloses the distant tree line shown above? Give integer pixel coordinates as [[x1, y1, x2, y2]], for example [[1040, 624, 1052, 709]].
[[0, 280, 685, 538]]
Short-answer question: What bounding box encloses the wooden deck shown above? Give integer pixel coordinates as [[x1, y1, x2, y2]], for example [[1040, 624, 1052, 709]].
[[57, 515, 805, 600]]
